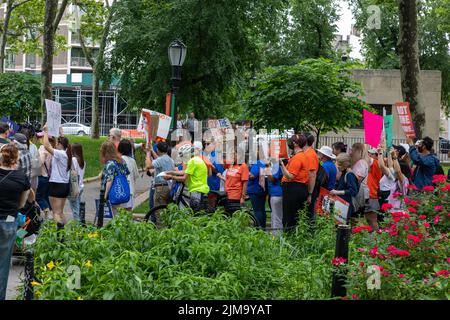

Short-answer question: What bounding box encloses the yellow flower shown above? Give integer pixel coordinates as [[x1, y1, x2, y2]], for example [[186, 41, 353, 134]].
[[46, 261, 55, 270], [84, 260, 93, 268], [77, 296, 83, 300], [87, 232, 98, 238], [35, 290, 42, 298], [31, 281, 41, 286]]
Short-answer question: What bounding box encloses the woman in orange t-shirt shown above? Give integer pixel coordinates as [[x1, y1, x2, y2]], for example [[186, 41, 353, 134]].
[[222, 150, 249, 213], [279, 134, 309, 231]]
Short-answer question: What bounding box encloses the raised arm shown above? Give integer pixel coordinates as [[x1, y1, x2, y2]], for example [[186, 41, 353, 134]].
[[42, 125, 55, 155]]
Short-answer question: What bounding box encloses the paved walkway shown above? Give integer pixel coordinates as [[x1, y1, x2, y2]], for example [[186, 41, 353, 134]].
[[5, 173, 152, 300]]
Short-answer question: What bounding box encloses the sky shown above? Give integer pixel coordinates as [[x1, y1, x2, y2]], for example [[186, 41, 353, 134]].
[[336, 0, 363, 60]]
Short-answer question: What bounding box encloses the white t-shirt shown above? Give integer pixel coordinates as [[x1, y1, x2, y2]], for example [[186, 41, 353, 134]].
[[50, 149, 70, 183], [379, 168, 396, 192], [72, 157, 86, 191], [122, 155, 139, 195], [352, 159, 369, 199]]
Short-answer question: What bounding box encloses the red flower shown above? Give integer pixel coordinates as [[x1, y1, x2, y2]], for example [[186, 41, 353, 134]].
[[331, 257, 347, 265], [423, 222, 431, 228], [440, 184, 450, 191], [434, 205, 443, 211], [434, 270, 449, 278], [403, 197, 411, 204], [410, 200, 418, 206], [422, 186, 434, 192], [434, 216, 441, 224], [352, 225, 373, 233], [352, 294, 359, 300], [381, 203, 393, 211], [407, 235, 421, 245], [382, 271, 390, 277], [419, 215, 427, 219], [357, 248, 366, 253], [411, 221, 417, 226], [408, 185, 419, 191], [399, 274, 405, 278], [432, 175, 447, 184], [447, 213, 450, 217], [369, 246, 379, 258], [386, 245, 410, 257], [360, 261, 364, 268], [388, 225, 398, 237], [392, 192, 401, 199], [407, 207, 417, 213], [403, 225, 410, 230], [446, 258, 450, 263]]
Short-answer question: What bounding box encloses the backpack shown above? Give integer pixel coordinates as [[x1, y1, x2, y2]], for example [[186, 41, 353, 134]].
[[315, 164, 329, 190], [108, 161, 131, 205], [344, 171, 365, 213]]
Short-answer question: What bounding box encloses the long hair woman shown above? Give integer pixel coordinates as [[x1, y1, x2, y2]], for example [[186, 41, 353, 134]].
[[0, 143, 31, 300], [100, 141, 130, 215], [280, 134, 309, 231], [43, 125, 72, 232], [68, 143, 86, 222], [118, 139, 139, 211], [350, 142, 370, 218]]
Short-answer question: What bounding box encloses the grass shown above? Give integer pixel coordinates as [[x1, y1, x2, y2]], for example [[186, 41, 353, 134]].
[[62, 135, 146, 179], [443, 164, 449, 175], [132, 200, 149, 214]]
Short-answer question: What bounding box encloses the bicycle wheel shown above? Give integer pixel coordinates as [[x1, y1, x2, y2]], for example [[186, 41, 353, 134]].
[[246, 211, 259, 228], [144, 205, 168, 223]]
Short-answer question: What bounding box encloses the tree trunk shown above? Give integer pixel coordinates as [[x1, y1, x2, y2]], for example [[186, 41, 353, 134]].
[[0, 0, 14, 73], [315, 127, 321, 149], [91, 71, 100, 139], [40, 0, 58, 123], [397, 0, 425, 138]]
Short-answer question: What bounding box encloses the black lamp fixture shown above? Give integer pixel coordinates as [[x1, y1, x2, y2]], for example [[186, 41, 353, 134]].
[[168, 40, 187, 131], [168, 39, 187, 93]]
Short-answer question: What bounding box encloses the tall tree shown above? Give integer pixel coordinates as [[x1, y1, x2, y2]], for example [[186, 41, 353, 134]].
[[246, 59, 370, 143], [397, 0, 425, 138], [41, 0, 69, 121], [349, 0, 450, 122], [75, 0, 116, 139], [0, 0, 32, 72], [264, 0, 339, 66], [109, 0, 287, 118]]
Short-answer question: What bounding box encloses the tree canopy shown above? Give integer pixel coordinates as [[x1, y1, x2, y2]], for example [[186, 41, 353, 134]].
[[0, 72, 41, 122], [245, 59, 370, 139]]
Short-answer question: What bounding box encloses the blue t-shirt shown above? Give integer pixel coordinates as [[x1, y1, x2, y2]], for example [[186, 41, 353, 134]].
[[247, 160, 266, 194], [204, 151, 225, 191], [268, 164, 283, 197], [153, 155, 175, 185], [322, 159, 337, 191]]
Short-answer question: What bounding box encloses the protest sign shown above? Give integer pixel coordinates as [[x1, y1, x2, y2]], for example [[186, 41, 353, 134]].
[[269, 139, 288, 159], [315, 187, 350, 224], [137, 109, 172, 142], [45, 99, 61, 137], [384, 115, 393, 148], [363, 109, 383, 148], [151, 111, 171, 139], [395, 102, 416, 138]]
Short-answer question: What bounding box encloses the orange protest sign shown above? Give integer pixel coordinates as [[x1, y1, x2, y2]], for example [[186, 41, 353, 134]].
[[270, 139, 288, 159], [395, 102, 416, 138]]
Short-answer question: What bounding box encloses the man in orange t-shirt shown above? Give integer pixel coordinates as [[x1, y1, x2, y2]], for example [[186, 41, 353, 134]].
[[367, 148, 382, 230], [304, 134, 319, 223], [224, 151, 250, 210]]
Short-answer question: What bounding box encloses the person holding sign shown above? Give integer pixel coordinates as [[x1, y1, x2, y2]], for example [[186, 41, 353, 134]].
[[407, 137, 440, 190], [42, 124, 72, 235], [330, 153, 359, 223]]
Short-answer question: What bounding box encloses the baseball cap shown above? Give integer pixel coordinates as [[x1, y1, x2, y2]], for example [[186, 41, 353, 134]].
[[368, 148, 378, 155], [393, 145, 407, 158], [12, 133, 27, 145]]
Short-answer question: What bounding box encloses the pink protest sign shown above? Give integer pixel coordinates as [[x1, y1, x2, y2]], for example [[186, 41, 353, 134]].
[[363, 110, 384, 148]]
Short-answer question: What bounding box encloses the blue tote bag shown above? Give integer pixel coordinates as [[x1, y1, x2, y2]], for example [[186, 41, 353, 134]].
[[108, 161, 131, 205]]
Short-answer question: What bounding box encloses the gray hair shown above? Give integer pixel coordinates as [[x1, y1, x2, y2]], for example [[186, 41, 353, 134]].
[[109, 128, 121, 139]]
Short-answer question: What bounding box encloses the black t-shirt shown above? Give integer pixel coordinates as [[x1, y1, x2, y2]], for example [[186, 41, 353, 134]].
[[0, 168, 31, 218]]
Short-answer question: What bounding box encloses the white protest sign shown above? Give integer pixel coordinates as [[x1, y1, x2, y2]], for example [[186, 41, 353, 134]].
[[45, 99, 61, 137], [151, 111, 172, 139]]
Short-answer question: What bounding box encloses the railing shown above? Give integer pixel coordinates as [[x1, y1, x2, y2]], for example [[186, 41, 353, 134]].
[[71, 56, 92, 68]]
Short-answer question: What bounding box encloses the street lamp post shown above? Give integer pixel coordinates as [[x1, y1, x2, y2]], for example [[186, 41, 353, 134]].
[[168, 40, 187, 132]]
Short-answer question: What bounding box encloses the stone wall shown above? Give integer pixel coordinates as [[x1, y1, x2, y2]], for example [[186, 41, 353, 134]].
[[325, 69, 442, 140]]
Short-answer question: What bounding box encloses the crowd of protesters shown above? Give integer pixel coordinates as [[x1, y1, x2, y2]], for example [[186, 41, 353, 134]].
[[0, 115, 448, 299]]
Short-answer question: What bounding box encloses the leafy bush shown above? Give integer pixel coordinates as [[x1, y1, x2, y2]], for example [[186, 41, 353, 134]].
[[29, 206, 335, 300], [344, 176, 450, 300]]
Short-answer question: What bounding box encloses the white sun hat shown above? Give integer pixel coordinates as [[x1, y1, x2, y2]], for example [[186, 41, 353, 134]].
[[316, 146, 336, 159]]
